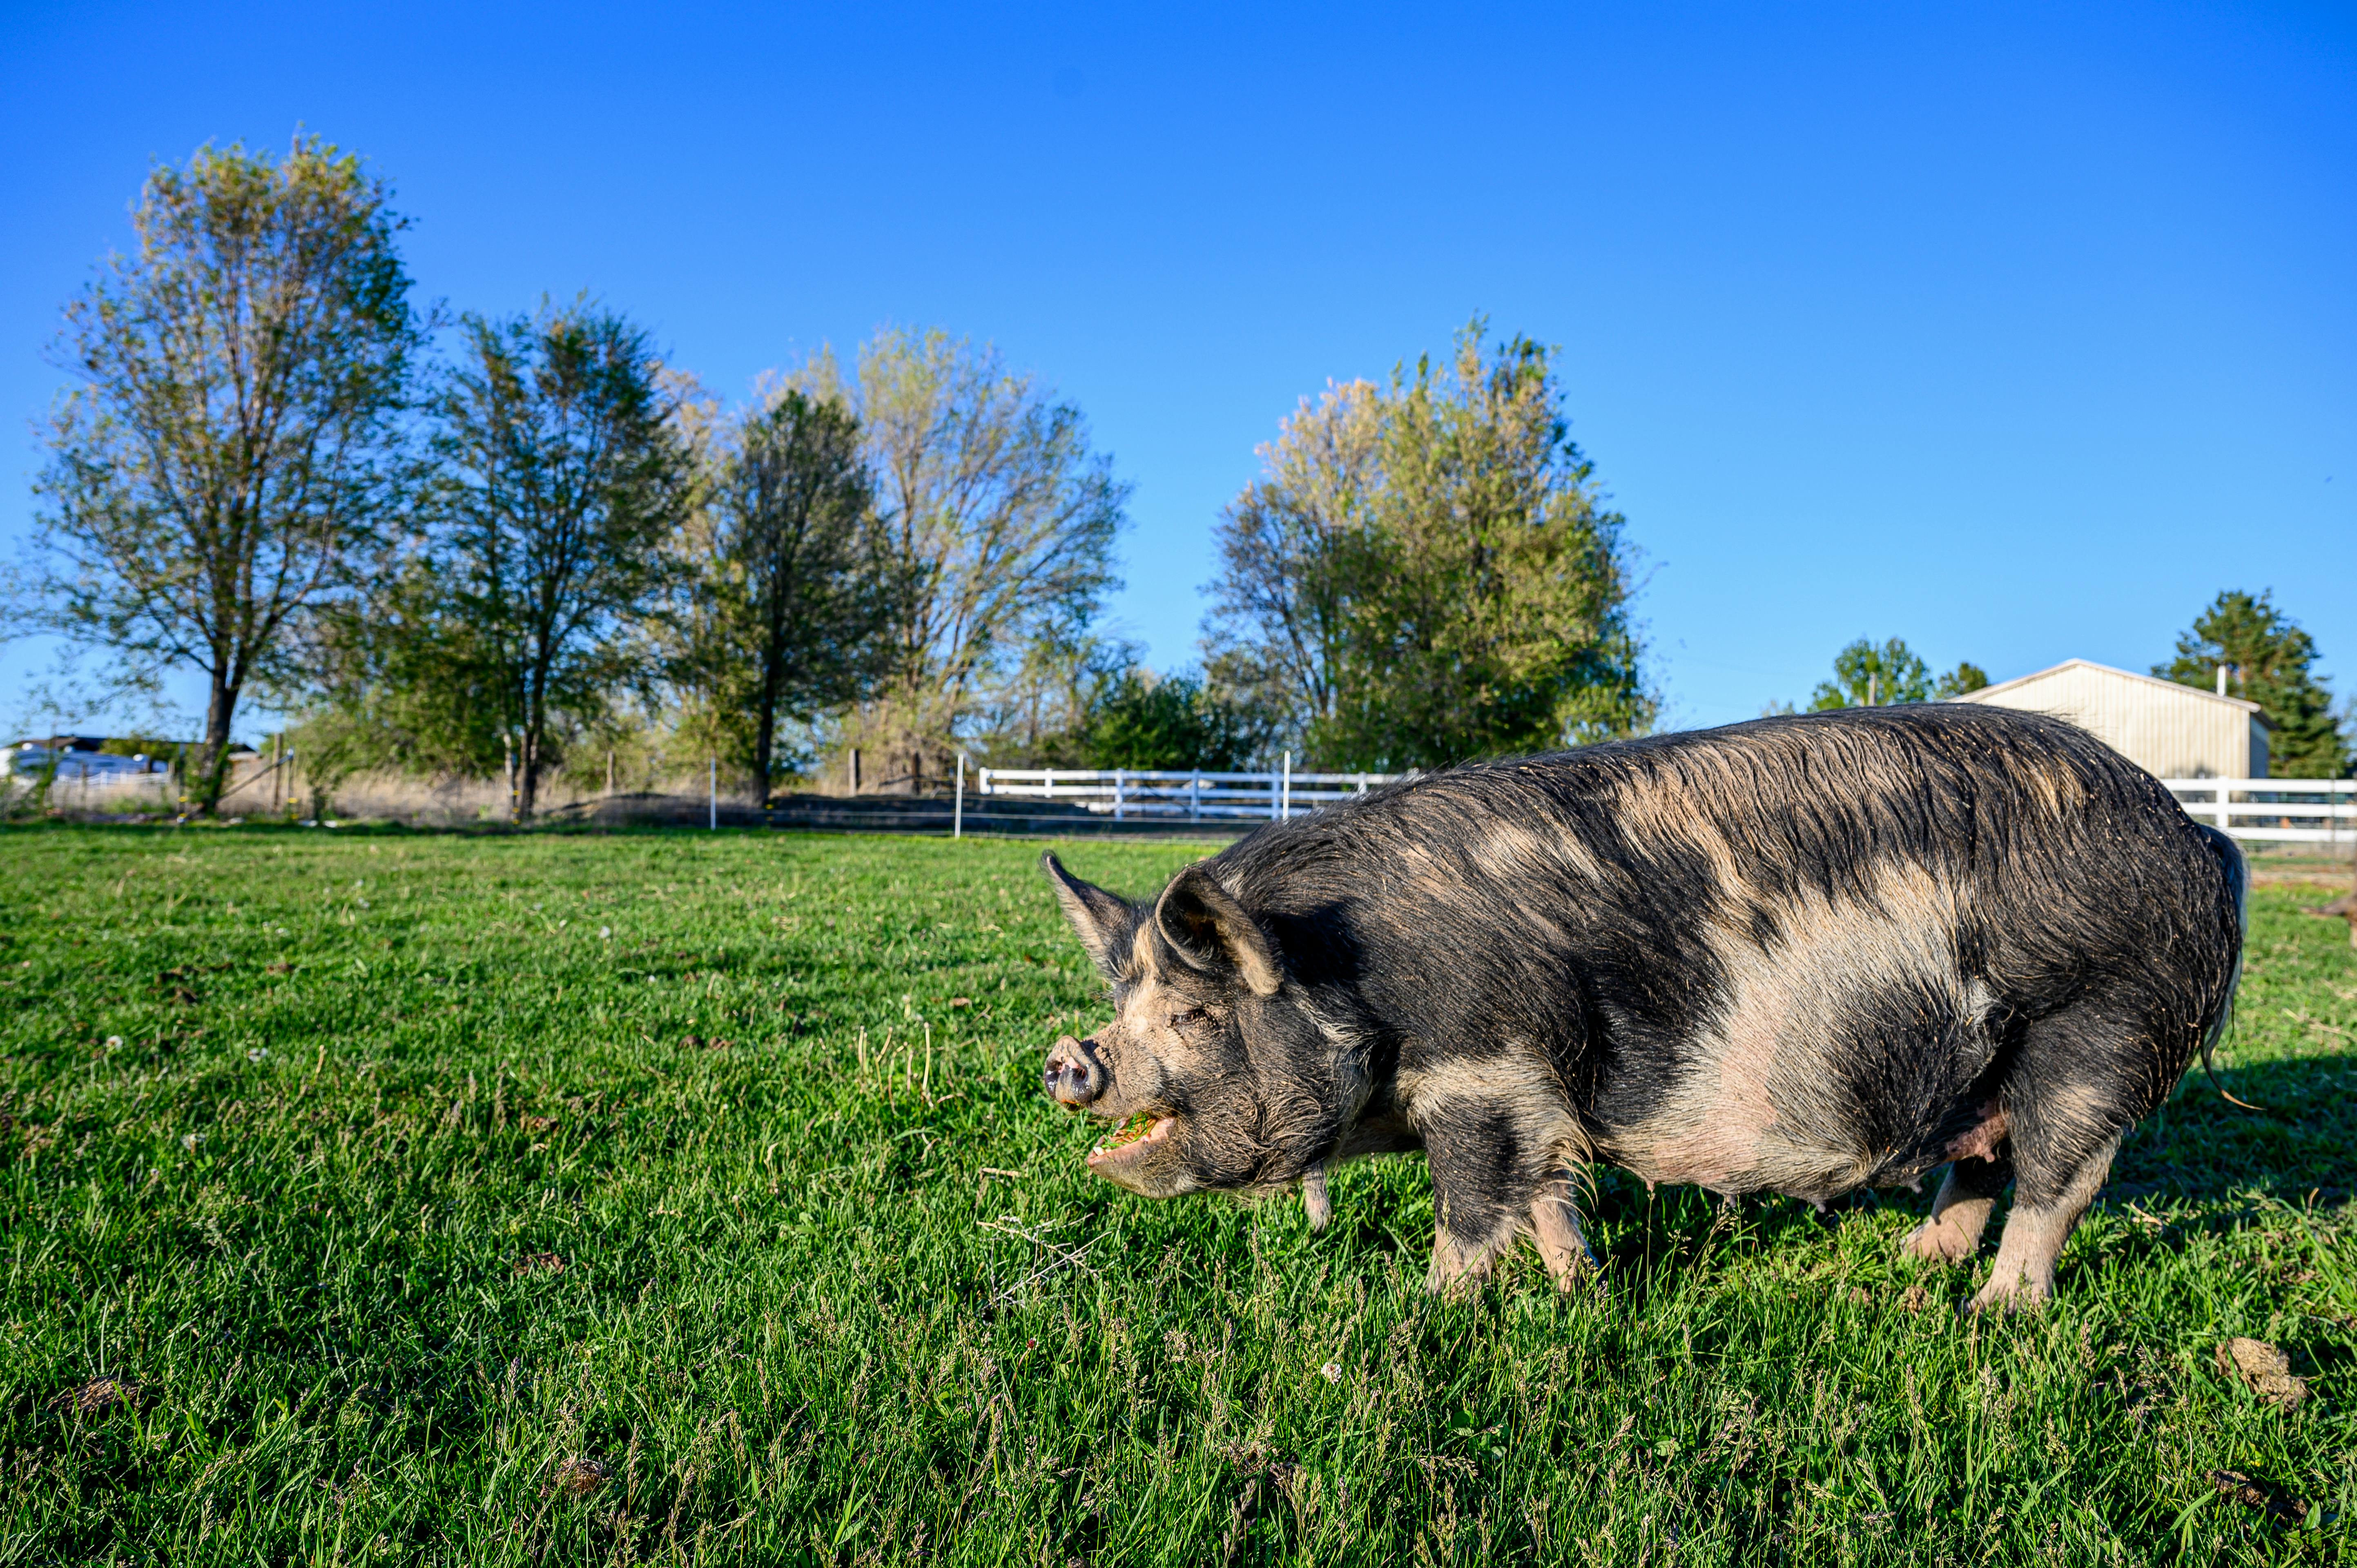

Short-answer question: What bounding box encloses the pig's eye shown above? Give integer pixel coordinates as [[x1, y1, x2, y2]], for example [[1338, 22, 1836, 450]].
[[1168, 1007, 1210, 1030]]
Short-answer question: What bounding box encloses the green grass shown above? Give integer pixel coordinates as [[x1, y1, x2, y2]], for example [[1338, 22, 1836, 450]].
[[2, 822, 2353, 1566]]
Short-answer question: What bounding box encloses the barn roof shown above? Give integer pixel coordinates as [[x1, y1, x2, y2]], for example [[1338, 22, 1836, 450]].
[[1952, 657, 2270, 726]]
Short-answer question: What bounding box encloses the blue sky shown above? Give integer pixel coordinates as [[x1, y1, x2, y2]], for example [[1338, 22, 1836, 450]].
[[4, 1, 2351, 741]]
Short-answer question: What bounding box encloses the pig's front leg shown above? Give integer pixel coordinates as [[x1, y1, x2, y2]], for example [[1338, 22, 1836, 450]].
[[1529, 1168, 1598, 1289], [1421, 1109, 1591, 1296]]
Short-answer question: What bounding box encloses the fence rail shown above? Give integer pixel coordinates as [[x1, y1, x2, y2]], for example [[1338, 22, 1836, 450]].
[[979, 768, 2357, 844], [977, 762, 1403, 821], [2157, 779, 2357, 845]]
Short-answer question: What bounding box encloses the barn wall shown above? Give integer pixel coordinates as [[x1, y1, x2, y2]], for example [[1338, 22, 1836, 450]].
[[1958, 664, 2262, 777]]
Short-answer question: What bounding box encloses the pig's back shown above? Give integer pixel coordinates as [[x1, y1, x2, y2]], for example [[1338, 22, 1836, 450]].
[[1224, 705, 2242, 1200]]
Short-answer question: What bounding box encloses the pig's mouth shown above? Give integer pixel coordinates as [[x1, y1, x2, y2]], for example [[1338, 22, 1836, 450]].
[[1086, 1111, 1180, 1176]]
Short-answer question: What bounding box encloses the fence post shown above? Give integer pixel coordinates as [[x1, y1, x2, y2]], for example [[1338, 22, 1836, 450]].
[[1269, 761, 1280, 822], [1190, 771, 1200, 822], [2219, 784, 2233, 833], [1045, 768, 1055, 802], [1282, 751, 1293, 820], [709, 756, 717, 831], [954, 753, 965, 839], [1113, 768, 1125, 822]]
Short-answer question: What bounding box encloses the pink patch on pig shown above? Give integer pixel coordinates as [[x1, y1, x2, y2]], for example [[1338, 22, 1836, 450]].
[[1944, 1102, 2007, 1163]]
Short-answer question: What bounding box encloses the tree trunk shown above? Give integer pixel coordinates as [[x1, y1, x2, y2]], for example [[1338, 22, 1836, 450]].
[[195, 673, 239, 816], [516, 727, 541, 822], [751, 644, 783, 808]]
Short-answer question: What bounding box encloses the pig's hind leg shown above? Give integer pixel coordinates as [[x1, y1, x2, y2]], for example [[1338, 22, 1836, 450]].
[[1969, 1014, 2143, 1312], [1903, 1102, 2013, 1265], [1902, 1153, 2012, 1264]]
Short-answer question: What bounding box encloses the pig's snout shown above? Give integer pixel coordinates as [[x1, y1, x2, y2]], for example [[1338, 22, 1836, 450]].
[[1044, 1034, 1106, 1107]]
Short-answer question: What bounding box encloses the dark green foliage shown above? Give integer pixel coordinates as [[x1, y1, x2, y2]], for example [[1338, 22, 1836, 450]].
[[432, 304, 696, 817], [0, 825, 2349, 1562], [2159, 591, 2348, 778], [1935, 660, 1990, 699], [691, 390, 896, 800], [31, 137, 425, 811], [288, 557, 510, 791], [1810, 638, 1933, 709], [1086, 670, 1255, 770]]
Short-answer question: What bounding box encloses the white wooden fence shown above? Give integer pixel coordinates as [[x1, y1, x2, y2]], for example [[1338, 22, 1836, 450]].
[[976, 758, 1403, 822], [2159, 779, 2357, 845]]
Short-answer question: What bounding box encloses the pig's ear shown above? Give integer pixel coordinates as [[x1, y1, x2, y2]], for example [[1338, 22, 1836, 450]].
[[1042, 853, 1129, 977], [1153, 866, 1283, 997]]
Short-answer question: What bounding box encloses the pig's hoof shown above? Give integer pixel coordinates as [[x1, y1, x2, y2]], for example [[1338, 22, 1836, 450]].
[[1902, 1217, 1980, 1265], [1424, 1233, 1500, 1298], [1965, 1274, 2050, 1314]]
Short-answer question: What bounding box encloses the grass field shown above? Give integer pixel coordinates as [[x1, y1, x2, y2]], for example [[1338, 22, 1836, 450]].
[[3, 822, 2353, 1565]]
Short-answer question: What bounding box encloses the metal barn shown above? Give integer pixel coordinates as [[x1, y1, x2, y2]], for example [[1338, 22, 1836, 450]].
[[1951, 658, 2270, 778]]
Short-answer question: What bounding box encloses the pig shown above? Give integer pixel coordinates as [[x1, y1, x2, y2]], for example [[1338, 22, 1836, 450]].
[[1039, 704, 2245, 1312]]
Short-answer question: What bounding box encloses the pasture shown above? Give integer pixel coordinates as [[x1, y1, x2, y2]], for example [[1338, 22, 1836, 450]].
[[2, 822, 2352, 1564]]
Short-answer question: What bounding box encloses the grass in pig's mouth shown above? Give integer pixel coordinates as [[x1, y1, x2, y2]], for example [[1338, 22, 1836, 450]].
[[1089, 1111, 1177, 1162]]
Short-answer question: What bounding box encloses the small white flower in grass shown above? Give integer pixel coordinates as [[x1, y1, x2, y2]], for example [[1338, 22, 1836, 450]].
[[247, 1048, 268, 1062], [105, 1036, 123, 1050], [1320, 1362, 1342, 1383], [180, 1133, 202, 1151], [599, 926, 611, 940]]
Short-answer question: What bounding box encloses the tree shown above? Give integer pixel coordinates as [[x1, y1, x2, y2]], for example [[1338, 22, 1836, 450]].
[[433, 304, 693, 820], [1809, 638, 1933, 709], [2158, 590, 2347, 777], [1088, 670, 1256, 771], [834, 329, 1127, 790], [694, 388, 893, 802], [971, 625, 1136, 768], [287, 554, 508, 790], [1208, 321, 1648, 771], [1935, 661, 1989, 699], [1199, 379, 1386, 755], [30, 137, 424, 811]]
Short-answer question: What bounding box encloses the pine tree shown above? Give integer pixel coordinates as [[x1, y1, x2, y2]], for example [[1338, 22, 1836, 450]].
[[2157, 590, 2348, 777]]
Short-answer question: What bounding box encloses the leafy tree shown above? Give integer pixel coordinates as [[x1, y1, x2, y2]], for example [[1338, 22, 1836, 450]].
[[432, 304, 693, 819], [971, 626, 1135, 768], [1087, 670, 1255, 771], [690, 388, 894, 802], [29, 137, 424, 811], [1935, 661, 1990, 699], [1809, 638, 1932, 709], [1203, 320, 1650, 771], [287, 554, 508, 791], [2158, 590, 2347, 777], [1199, 379, 1385, 755], [827, 329, 1127, 791]]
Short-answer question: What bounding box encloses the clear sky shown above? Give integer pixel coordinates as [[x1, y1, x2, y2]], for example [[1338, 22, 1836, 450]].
[[4, 1, 2351, 742]]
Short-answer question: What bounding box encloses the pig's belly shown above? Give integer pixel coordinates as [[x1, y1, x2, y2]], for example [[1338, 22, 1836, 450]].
[[1586, 1036, 2001, 1202]]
